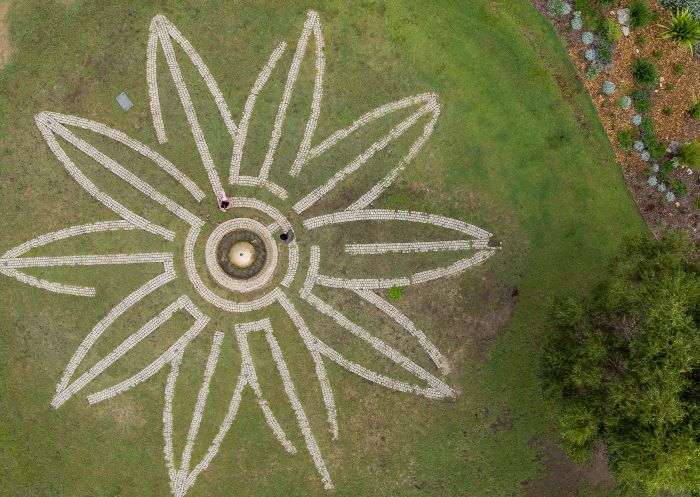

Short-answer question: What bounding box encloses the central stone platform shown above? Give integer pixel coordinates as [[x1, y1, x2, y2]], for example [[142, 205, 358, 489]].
[[204, 218, 278, 293]]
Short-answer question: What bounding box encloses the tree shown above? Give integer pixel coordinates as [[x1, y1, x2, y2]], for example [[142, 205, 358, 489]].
[[541, 232, 700, 496]]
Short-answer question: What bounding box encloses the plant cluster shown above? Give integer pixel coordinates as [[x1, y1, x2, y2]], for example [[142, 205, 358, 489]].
[[630, 0, 653, 27], [679, 140, 700, 167], [631, 57, 658, 86], [548, 0, 572, 17], [541, 233, 700, 495], [659, 8, 700, 52]]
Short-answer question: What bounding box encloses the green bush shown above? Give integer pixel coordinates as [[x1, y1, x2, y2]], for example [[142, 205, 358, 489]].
[[387, 287, 403, 300], [670, 178, 688, 196], [631, 87, 652, 112], [688, 100, 700, 119], [693, 197, 700, 210], [659, 8, 700, 52], [541, 232, 700, 496], [640, 116, 655, 134], [586, 65, 599, 80], [673, 62, 684, 74], [662, 106, 673, 115], [678, 140, 700, 167], [602, 18, 622, 42], [630, 0, 653, 27], [631, 57, 658, 86], [617, 128, 639, 151]]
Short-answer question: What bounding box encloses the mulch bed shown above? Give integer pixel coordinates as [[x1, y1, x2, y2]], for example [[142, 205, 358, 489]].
[[531, 0, 700, 240]]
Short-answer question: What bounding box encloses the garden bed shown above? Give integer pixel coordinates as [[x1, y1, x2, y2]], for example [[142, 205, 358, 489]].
[[532, 0, 700, 239]]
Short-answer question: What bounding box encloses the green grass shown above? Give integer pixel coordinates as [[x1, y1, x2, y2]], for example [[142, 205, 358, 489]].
[[0, 1, 643, 496]]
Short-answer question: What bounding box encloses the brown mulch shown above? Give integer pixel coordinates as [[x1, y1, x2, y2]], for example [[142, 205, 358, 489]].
[[531, 0, 700, 240]]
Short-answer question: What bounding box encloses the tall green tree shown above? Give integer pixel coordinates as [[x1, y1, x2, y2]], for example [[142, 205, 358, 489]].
[[541, 233, 700, 496]]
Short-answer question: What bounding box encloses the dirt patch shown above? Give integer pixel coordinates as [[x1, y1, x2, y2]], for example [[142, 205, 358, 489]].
[[531, 0, 700, 241], [0, 1, 13, 70], [524, 438, 615, 497]]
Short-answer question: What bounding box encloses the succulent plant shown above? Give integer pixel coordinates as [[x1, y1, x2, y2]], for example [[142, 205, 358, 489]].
[[633, 140, 645, 151], [652, 163, 660, 173], [582, 31, 594, 45], [658, 182, 667, 192], [571, 16, 583, 31], [584, 48, 596, 61], [641, 150, 651, 161], [632, 114, 643, 126], [586, 65, 599, 80], [648, 176, 658, 186], [620, 96, 632, 109], [547, 0, 572, 17], [602, 80, 616, 95], [665, 191, 676, 202]]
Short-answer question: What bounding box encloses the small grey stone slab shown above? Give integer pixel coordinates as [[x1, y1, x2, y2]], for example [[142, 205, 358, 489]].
[[116, 92, 133, 111], [617, 8, 629, 26]]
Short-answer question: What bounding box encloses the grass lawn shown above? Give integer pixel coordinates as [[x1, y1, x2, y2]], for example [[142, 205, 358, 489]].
[[0, 1, 643, 496]]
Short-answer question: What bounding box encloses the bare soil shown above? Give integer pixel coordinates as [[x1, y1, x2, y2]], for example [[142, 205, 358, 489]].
[[532, 0, 700, 240], [524, 438, 615, 497], [0, 1, 13, 70]]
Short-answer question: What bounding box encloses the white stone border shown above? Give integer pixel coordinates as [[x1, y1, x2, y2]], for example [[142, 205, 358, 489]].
[[260, 11, 324, 181], [229, 42, 287, 184], [163, 333, 248, 497], [35, 112, 205, 241], [298, 247, 453, 399], [277, 291, 337, 438], [148, 14, 234, 200], [236, 318, 333, 490], [0, 221, 135, 297], [204, 218, 278, 294], [292, 94, 440, 214]]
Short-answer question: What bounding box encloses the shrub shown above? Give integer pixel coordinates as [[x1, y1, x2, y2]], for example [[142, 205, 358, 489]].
[[631, 57, 658, 86], [660, 0, 700, 19], [632, 114, 643, 126], [659, 159, 674, 180], [653, 48, 664, 58], [630, 0, 653, 27], [694, 197, 700, 210], [659, 8, 700, 52], [586, 65, 599, 80], [602, 80, 616, 95], [582, 31, 594, 45], [631, 87, 652, 112], [584, 48, 596, 61], [541, 233, 700, 496], [602, 18, 622, 43], [388, 287, 403, 300], [689, 100, 700, 119], [666, 82, 675, 91], [640, 116, 655, 134], [678, 140, 700, 167], [547, 0, 572, 17], [636, 33, 647, 45], [642, 131, 667, 160], [673, 62, 684, 74], [665, 190, 677, 202], [618, 128, 639, 150], [617, 95, 632, 109], [662, 106, 673, 115], [648, 176, 658, 186], [595, 39, 613, 64], [670, 178, 688, 196], [571, 11, 583, 30]]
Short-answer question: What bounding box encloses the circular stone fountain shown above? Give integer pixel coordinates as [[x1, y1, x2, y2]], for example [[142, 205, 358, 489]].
[[205, 218, 278, 293]]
